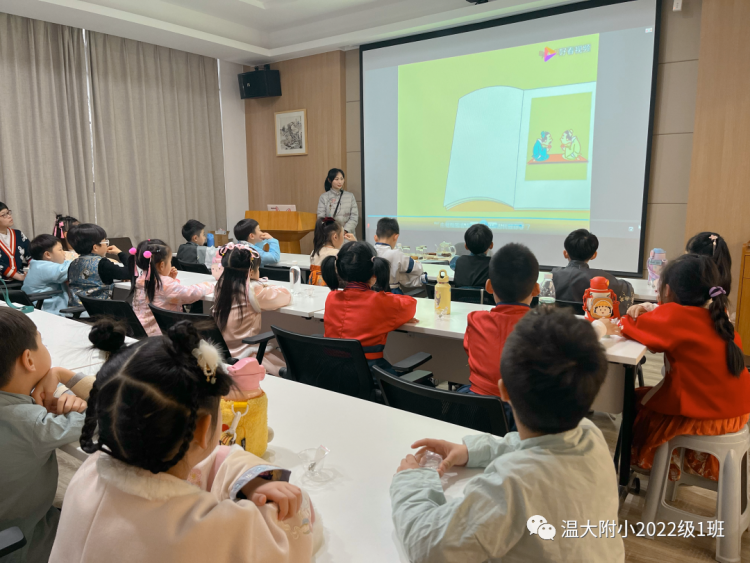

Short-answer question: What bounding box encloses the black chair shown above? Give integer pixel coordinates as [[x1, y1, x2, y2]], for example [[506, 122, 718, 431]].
[[424, 283, 494, 305], [555, 299, 585, 315], [107, 237, 133, 259], [79, 295, 148, 338], [2, 279, 23, 291], [6, 289, 63, 310], [373, 366, 510, 436], [0, 527, 25, 558], [148, 304, 275, 365], [271, 326, 432, 402], [260, 266, 291, 282], [179, 261, 211, 275]]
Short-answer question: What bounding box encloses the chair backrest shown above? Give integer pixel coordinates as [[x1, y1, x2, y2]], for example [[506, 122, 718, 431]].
[[271, 326, 376, 401], [80, 295, 148, 338], [6, 290, 33, 307], [555, 300, 585, 316], [148, 304, 233, 358], [424, 283, 494, 305], [373, 366, 509, 436], [260, 266, 291, 283], [179, 261, 211, 275], [107, 237, 133, 259]]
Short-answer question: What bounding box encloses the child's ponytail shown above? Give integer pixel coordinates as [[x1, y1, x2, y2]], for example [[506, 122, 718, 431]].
[[371, 257, 390, 292], [321, 255, 340, 290], [660, 254, 746, 377], [686, 231, 733, 295]]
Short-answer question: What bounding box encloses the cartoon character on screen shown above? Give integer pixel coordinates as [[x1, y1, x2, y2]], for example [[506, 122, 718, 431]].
[[582, 276, 621, 322], [647, 248, 667, 289], [532, 131, 552, 161], [561, 129, 581, 160], [219, 357, 271, 457]]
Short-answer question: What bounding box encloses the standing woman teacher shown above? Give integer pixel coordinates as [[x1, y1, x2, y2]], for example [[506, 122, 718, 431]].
[[317, 168, 358, 238]]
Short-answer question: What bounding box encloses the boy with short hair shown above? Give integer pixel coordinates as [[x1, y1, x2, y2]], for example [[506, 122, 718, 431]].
[[67, 223, 130, 304], [391, 307, 624, 563], [450, 223, 494, 288], [22, 234, 72, 315], [176, 219, 208, 265], [0, 307, 94, 563], [373, 217, 426, 293], [233, 218, 280, 266], [552, 229, 634, 311], [461, 243, 539, 429]]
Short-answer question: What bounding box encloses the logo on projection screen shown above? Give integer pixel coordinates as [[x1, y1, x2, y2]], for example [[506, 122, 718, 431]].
[[539, 43, 592, 62]]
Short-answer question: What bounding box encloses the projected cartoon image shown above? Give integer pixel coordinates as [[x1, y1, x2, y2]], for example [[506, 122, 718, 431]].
[[561, 129, 582, 160], [532, 131, 552, 161]]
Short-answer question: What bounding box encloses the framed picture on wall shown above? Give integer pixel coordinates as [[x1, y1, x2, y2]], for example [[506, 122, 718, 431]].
[[275, 109, 308, 156]]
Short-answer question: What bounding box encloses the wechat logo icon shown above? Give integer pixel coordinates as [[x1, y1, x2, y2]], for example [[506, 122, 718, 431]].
[[527, 515, 556, 540]]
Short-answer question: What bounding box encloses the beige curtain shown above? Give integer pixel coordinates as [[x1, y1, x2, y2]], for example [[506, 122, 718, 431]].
[[87, 32, 226, 250], [0, 14, 93, 238]]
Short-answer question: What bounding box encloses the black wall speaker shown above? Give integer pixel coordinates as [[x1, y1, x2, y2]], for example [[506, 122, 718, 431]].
[[238, 69, 282, 99]]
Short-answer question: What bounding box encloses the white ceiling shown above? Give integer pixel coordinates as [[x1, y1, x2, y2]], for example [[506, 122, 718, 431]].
[[0, 0, 588, 64]]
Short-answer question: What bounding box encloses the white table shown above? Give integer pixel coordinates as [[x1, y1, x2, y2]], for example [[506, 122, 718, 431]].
[[114, 273, 330, 318], [277, 253, 311, 270]]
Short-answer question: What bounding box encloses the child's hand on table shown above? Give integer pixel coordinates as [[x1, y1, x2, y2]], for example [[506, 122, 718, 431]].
[[168, 267, 178, 279], [46, 394, 87, 415], [405, 318, 419, 324], [31, 367, 77, 409], [402, 438, 469, 476], [627, 304, 648, 319], [241, 478, 303, 521]]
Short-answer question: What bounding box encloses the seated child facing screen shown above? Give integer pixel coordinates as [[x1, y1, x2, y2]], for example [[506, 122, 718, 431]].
[[615, 254, 750, 481], [234, 218, 280, 266], [461, 243, 540, 430], [67, 223, 130, 304], [212, 244, 291, 374], [390, 307, 624, 563], [130, 239, 215, 336], [22, 234, 72, 315], [373, 217, 425, 294], [308, 217, 354, 286], [176, 219, 208, 266], [52, 213, 79, 262], [450, 223, 494, 288], [552, 229, 634, 311], [0, 307, 94, 563], [50, 320, 318, 563], [322, 241, 417, 376]]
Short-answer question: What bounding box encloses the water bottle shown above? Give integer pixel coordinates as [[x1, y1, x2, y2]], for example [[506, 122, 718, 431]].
[[539, 273, 556, 306], [289, 261, 302, 296]]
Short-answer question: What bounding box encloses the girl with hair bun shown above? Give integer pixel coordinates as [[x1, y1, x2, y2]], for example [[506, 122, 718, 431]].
[[308, 216, 355, 286], [129, 239, 215, 336], [616, 254, 750, 481], [321, 241, 418, 376], [50, 319, 318, 563]]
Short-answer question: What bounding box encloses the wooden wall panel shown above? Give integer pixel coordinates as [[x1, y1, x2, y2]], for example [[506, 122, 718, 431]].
[[685, 0, 750, 301], [244, 51, 347, 254]]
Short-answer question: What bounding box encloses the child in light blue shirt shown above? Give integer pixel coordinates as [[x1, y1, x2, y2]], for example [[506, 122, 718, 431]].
[[233, 218, 280, 266], [22, 234, 71, 315]]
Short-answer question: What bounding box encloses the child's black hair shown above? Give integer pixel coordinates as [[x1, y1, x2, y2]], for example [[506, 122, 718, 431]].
[[0, 201, 7, 213], [660, 254, 745, 376], [0, 308, 38, 388], [213, 246, 262, 331], [80, 319, 233, 474], [686, 231, 732, 295], [129, 239, 171, 303], [376, 217, 399, 239], [234, 218, 259, 243], [324, 168, 345, 191], [30, 234, 61, 261], [182, 219, 206, 243], [488, 243, 539, 303], [321, 241, 390, 291], [564, 229, 599, 262], [501, 307, 608, 433], [311, 217, 343, 259], [52, 213, 79, 251], [464, 224, 493, 255], [69, 223, 107, 255]]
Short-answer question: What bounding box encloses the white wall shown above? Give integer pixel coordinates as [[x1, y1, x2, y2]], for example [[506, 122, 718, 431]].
[[219, 60, 249, 236]]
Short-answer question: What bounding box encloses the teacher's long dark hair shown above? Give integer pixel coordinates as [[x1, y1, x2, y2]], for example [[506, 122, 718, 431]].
[[324, 168, 345, 192], [321, 241, 389, 291]]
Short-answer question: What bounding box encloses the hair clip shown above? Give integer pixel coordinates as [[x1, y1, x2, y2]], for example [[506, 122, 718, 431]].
[[322, 217, 336, 225], [128, 247, 137, 255], [371, 256, 375, 263], [709, 286, 726, 298], [59, 221, 64, 228], [709, 234, 718, 250], [192, 340, 220, 384], [143, 251, 152, 259]]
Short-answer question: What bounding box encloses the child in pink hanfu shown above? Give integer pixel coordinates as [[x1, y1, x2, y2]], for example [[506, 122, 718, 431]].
[[130, 239, 214, 336], [212, 244, 291, 375]]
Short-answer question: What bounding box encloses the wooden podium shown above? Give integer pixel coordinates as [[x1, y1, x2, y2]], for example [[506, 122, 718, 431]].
[[245, 210, 316, 254]]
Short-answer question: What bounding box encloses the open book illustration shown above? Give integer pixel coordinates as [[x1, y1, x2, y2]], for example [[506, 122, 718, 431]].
[[444, 82, 596, 211]]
